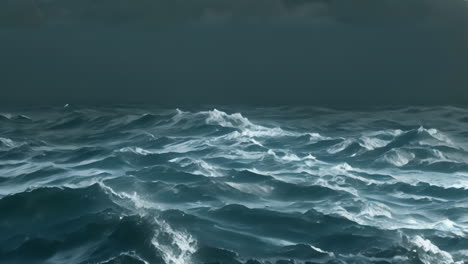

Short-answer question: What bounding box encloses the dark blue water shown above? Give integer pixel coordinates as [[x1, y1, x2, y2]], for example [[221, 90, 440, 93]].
[[1, 106, 467, 264]]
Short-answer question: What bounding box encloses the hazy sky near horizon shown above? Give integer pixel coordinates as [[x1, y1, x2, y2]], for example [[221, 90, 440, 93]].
[[1, 0, 467, 26], [0, 0, 467, 107]]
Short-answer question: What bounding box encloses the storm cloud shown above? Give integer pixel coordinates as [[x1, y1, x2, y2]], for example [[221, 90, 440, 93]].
[[0, 0, 467, 107], [1, 0, 467, 26]]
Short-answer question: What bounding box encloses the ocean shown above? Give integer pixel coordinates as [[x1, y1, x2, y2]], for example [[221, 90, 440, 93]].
[[0, 105, 467, 264]]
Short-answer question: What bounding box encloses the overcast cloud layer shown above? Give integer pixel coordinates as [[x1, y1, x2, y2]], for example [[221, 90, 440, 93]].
[[0, 0, 467, 107], [1, 0, 467, 26]]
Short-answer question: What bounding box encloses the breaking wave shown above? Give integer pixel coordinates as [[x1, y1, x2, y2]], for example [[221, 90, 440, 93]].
[[1, 105, 468, 263]]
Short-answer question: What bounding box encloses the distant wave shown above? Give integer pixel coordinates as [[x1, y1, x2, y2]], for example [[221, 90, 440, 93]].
[[0, 106, 468, 263]]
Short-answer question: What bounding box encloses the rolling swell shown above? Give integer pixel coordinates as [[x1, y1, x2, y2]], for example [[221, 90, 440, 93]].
[[0, 106, 468, 263]]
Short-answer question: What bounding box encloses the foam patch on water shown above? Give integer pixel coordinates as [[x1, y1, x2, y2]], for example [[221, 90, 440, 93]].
[[358, 202, 393, 219], [0, 137, 23, 149], [327, 139, 352, 154], [203, 109, 297, 137], [116, 146, 153, 155], [419, 127, 455, 147], [381, 149, 415, 167], [408, 235, 459, 264], [359, 136, 390, 150], [152, 218, 197, 264], [169, 157, 221, 177]]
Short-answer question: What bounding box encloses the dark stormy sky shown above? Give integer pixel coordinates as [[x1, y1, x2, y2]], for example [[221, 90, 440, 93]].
[[0, 0, 467, 107]]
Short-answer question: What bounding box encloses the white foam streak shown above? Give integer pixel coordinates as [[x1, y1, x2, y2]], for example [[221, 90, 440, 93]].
[[117, 146, 153, 155], [0, 137, 23, 149], [100, 183, 198, 264], [359, 136, 390, 150], [97, 252, 150, 264], [358, 202, 393, 219], [225, 182, 274, 196], [152, 218, 197, 264], [169, 157, 221, 177], [327, 139, 351, 154]]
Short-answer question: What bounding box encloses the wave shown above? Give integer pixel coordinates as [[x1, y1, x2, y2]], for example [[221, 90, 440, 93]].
[[0, 106, 467, 263], [0, 137, 18, 149], [407, 235, 456, 264]]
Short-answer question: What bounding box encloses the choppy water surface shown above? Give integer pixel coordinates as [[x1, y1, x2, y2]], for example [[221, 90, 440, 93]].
[[1, 106, 468, 264]]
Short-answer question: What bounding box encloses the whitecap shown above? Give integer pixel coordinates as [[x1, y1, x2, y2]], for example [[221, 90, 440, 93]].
[[169, 157, 221, 177], [0, 137, 17, 148], [381, 149, 415, 167], [432, 219, 466, 237], [408, 235, 456, 264], [116, 146, 153, 156], [358, 136, 390, 150], [152, 218, 197, 264], [205, 108, 253, 128], [0, 113, 12, 119], [100, 183, 161, 211], [327, 139, 352, 154], [418, 127, 456, 148], [280, 153, 302, 162], [204, 109, 297, 138], [358, 202, 393, 219]]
